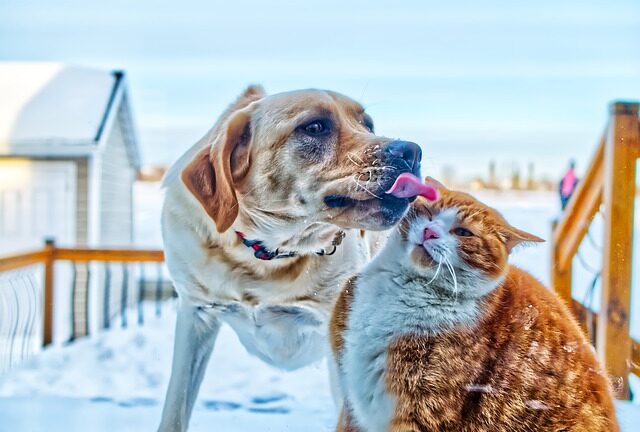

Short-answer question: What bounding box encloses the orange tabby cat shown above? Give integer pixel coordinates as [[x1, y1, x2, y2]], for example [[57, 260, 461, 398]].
[[330, 179, 618, 432]]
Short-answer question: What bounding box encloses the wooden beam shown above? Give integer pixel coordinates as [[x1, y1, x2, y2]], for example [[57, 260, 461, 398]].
[[0, 244, 164, 348], [54, 248, 164, 263], [0, 249, 50, 272], [632, 341, 640, 377], [43, 239, 55, 347], [553, 136, 605, 272], [551, 220, 573, 306], [597, 101, 639, 399]]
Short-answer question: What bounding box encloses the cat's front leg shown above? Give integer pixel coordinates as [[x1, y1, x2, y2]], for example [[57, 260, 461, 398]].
[[337, 406, 363, 432]]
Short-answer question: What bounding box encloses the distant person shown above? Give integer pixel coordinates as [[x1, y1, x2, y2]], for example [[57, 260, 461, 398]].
[[559, 160, 578, 210]]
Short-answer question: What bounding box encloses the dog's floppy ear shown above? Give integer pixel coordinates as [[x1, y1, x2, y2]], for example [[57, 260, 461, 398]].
[[181, 87, 263, 233], [222, 84, 265, 118]]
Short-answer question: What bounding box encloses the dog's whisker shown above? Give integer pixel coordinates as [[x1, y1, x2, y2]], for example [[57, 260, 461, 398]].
[[230, 182, 264, 211], [347, 152, 366, 167], [353, 176, 382, 200], [353, 152, 367, 163]]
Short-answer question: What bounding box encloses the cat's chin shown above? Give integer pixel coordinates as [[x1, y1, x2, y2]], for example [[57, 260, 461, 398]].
[[409, 244, 440, 270]]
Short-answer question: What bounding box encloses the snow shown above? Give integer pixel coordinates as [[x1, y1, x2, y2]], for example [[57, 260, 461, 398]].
[[0, 302, 335, 430], [0, 302, 639, 430], [0, 62, 116, 151], [0, 397, 636, 432], [0, 395, 333, 432], [1, 187, 640, 429], [1, 301, 638, 431]]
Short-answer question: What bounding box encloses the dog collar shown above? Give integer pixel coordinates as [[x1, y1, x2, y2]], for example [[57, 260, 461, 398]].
[[234, 230, 346, 261]]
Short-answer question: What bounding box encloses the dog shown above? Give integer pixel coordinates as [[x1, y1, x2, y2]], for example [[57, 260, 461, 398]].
[[158, 86, 422, 431]]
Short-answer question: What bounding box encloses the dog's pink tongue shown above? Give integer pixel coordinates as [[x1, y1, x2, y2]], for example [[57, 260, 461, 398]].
[[385, 173, 438, 201]]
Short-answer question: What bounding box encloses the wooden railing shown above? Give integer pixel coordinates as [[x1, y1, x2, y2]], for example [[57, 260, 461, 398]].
[[0, 239, 165, 348], [550, 101, 640, 399]]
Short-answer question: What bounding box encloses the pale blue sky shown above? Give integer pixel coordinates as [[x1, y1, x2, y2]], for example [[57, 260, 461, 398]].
[[2, 0, 639, 180]]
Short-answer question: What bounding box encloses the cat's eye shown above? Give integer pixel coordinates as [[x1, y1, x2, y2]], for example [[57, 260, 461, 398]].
[[453, 227, 474, 237]]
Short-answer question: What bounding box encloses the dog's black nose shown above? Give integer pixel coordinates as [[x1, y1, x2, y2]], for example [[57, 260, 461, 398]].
[[384, 140, 422, 172]]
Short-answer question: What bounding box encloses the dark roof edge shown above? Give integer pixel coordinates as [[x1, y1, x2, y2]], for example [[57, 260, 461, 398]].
[[94, 70, 124, 142]]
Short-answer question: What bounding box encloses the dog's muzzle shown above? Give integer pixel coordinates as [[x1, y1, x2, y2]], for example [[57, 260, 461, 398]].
[[383, 140, 422, 177], [324, 140, 423, 209]]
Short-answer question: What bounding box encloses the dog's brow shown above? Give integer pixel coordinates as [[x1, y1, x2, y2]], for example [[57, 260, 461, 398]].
[[294, 107, 334, 124], [347, 104, 365, 117]]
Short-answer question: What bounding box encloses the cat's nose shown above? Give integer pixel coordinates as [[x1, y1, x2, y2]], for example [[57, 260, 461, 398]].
[[424, 227, 440, 241]]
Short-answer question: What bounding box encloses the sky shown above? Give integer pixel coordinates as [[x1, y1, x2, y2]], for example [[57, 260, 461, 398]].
[[1, 0, 639, 181]]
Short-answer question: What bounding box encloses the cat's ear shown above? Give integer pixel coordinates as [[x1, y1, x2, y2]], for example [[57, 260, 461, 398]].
[[502, 226, 545, 253], [424, 176, 448, 194]]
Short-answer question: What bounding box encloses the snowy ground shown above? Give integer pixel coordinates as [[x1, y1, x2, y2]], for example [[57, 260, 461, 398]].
[[1, 302, 639, 431], [1, 187, 640, 430], [0, 302, 336, 431]]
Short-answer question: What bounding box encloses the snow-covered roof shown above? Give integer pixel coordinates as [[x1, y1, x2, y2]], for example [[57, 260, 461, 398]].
[[0, 62, 139, 167]]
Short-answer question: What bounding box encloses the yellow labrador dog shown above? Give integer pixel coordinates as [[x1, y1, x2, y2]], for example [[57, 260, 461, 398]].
[[158, 86, 422, 431]]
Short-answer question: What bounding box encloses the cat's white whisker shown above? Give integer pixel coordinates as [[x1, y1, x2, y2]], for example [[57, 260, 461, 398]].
[[425, 260, 442, 285], [443, 257, 459, 303]]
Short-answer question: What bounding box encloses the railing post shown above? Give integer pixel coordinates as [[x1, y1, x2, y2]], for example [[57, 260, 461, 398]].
[[551, 221, 572, 308], [549, 135, 605, 314], [43, 238, 56, 347], [550, 220, 572, 306], [597, 101, 639, 399]]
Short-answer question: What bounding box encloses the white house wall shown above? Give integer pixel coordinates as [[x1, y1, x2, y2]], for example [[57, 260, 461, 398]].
[[98, 105, 134, 247], [74, 159, 89, 245], [0, 160, 77, 252]]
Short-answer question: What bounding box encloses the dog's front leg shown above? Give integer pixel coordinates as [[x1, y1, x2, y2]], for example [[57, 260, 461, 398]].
[[158, 301, 220, 432]]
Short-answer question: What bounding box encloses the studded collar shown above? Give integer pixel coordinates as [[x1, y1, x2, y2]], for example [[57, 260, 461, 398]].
[[234, 230, 346, 261]]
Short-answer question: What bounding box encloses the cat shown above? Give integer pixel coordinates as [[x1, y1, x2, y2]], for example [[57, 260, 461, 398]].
[[329, 178, 619, 432]]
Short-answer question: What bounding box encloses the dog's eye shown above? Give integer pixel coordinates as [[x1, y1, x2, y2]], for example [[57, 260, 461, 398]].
[[452, 227, 474, 237], [301, 119, 331, 136], [362, 116, 374, 133]]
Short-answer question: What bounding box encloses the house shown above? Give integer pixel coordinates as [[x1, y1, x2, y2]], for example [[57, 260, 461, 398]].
[[0, 62, 140, 253]]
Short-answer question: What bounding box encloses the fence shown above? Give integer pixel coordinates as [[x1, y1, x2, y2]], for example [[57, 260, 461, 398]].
[[0, 239, 171, 371], [550, 101, 640, 399]]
